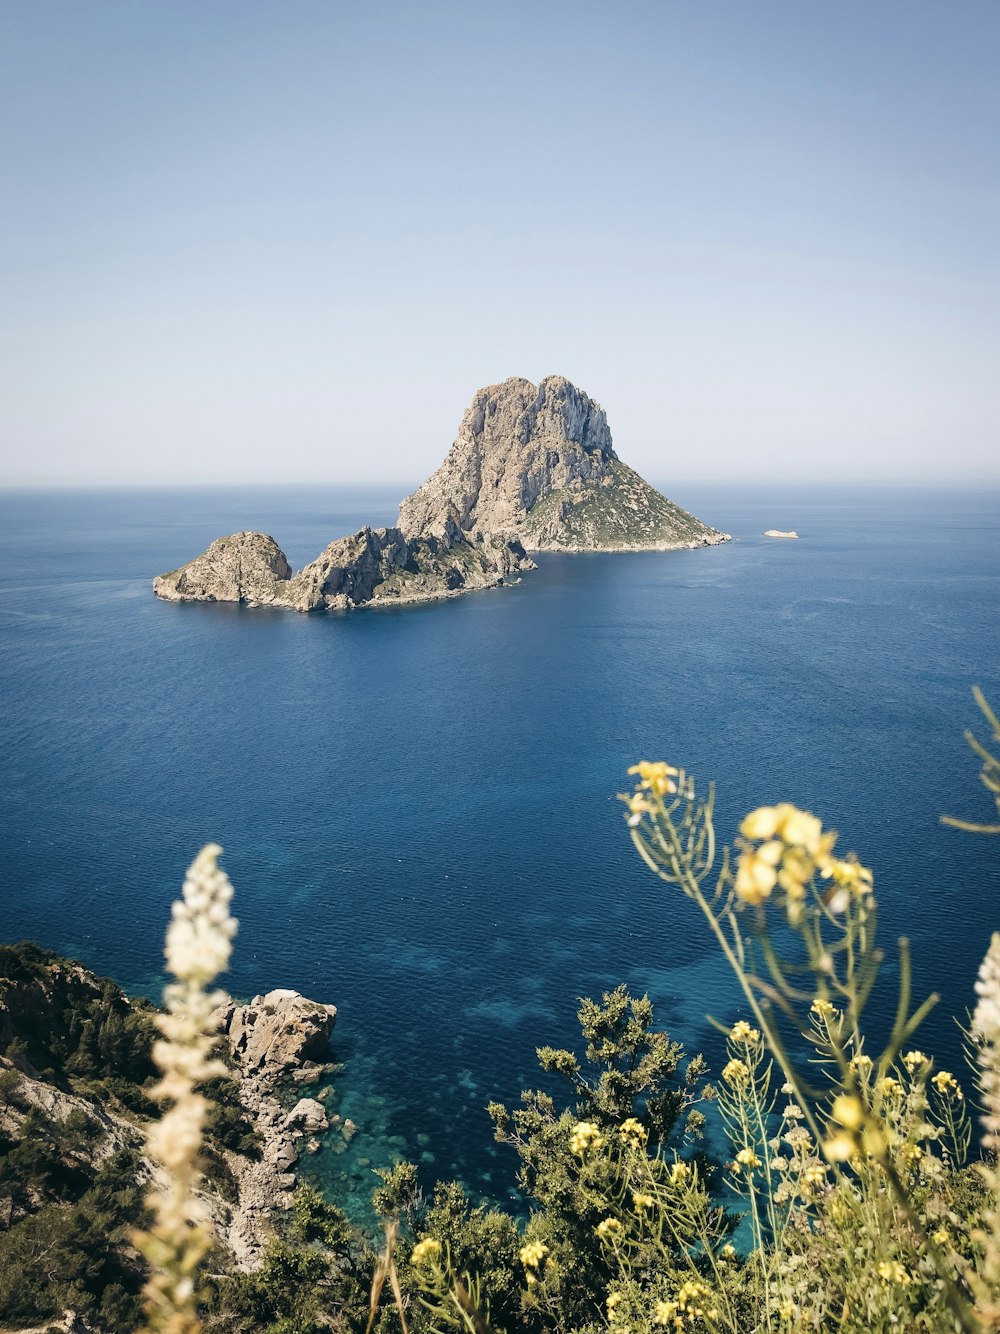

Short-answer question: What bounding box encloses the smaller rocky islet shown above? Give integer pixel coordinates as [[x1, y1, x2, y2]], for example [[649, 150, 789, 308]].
[[152, 375, 730, 613]]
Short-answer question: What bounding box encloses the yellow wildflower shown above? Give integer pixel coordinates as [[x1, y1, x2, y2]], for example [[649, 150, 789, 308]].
[[932, 1070, 962, 1098], [820, 856, 873, 896], [810, 998, 836, 1019], [822, 1133, 855, 1163], [777, 847, 812, 899], [607, 1291, 624, 1321], [411, 1237, 442, 1267], [902, 1143, 923, 1167], [628, 760, 679, 797], [933, 1228, 950, 1246], [619, 1116, 647, 1146], [595, 1217, 623, 1239], [877, 1076, 901, 1097], [569, 1121, 603, 1155], [624, 791, 651, 827], [653, 1299, 679, 1326], [734, 840, 782, 903], [734, 1147, 761, 1173], [670, 1160, 690, 1186], [677, 1278, 714, 1316], [722, 1057, 750, 1085], [861, 1120, 888, 1158], [831, 1094, 864, 1131], [729, 1019, 760, 1044], [877, 1260, 911, 1285], [850, 1053, 873, 1075], [902, 1049, 929, 1074], [740, 806, 783, 840], [801, 1163, 827, 1192], [720, 1243, 737, 1261], [777, 805, 824, 853], [632, 1190, 654, 1210], [519, 1239, 548, 1269]]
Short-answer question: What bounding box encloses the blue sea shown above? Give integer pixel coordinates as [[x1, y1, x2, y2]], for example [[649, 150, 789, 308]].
[[1, 484, 999, 1219]]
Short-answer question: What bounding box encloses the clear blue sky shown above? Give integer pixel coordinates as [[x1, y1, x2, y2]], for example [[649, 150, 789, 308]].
[[2, 0, 997, 487]]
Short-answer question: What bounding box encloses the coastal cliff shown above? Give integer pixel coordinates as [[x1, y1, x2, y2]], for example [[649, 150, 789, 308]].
[[152, 374, 726, 613], [0, 943, 343, 1326]]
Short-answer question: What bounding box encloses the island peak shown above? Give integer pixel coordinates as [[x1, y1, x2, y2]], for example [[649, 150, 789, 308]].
[[398, 374, 727, 552]]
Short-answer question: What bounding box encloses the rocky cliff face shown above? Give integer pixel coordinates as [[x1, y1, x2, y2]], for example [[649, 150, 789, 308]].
[[0, 945, 344, 1286], [153, 532, 292, 605], [397, 375, 728, 551], [285, 514, 530, 611], [211, 989, 340, 1265], [152, 374, 726, 614]]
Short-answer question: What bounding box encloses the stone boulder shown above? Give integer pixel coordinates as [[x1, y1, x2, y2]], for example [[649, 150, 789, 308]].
[[214, 989, 337, 1088], [284, 1098, 330, 1134]]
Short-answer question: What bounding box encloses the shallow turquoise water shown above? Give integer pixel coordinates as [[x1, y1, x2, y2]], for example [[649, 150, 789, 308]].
[[1, 483, 998, 1219]]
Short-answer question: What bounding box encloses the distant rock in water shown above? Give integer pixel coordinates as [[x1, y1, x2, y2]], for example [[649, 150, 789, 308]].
[[153, 516, 530, 611], [153, 532, 292, 605], [763, 529, 799, 539], [153, 374, 726, 613], [398, 374, 729, 551]]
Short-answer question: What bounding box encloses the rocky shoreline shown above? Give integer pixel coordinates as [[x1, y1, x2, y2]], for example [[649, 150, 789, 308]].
[[212, 988, 345, 1266], [0, 952, 347, 1276]]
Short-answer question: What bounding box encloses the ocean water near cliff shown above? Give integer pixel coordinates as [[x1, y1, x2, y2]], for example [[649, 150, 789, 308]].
[[1, 483, 998, 1220]]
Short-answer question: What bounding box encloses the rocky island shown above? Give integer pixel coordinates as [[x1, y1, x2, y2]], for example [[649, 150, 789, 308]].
[[153, 375, 729, 613]]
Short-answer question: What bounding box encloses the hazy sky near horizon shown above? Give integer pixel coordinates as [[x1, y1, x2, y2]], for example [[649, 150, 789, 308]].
[[2, 1, 998, 488]]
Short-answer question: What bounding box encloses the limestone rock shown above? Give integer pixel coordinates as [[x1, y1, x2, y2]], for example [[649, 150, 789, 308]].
[[214, 989, 337, 1088], [398, 375, 729, 551], [285, 1097, 329, 1133], [283, 518, 529, 612], [271, 1140, 299, 1172], [152, 531, 292, 605]]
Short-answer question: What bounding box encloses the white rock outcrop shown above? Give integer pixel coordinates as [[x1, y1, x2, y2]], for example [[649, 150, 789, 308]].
[[211, 989, 339, 1266]]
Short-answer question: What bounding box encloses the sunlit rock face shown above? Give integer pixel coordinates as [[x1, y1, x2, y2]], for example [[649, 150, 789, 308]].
[[398, 374, 729, 552]]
